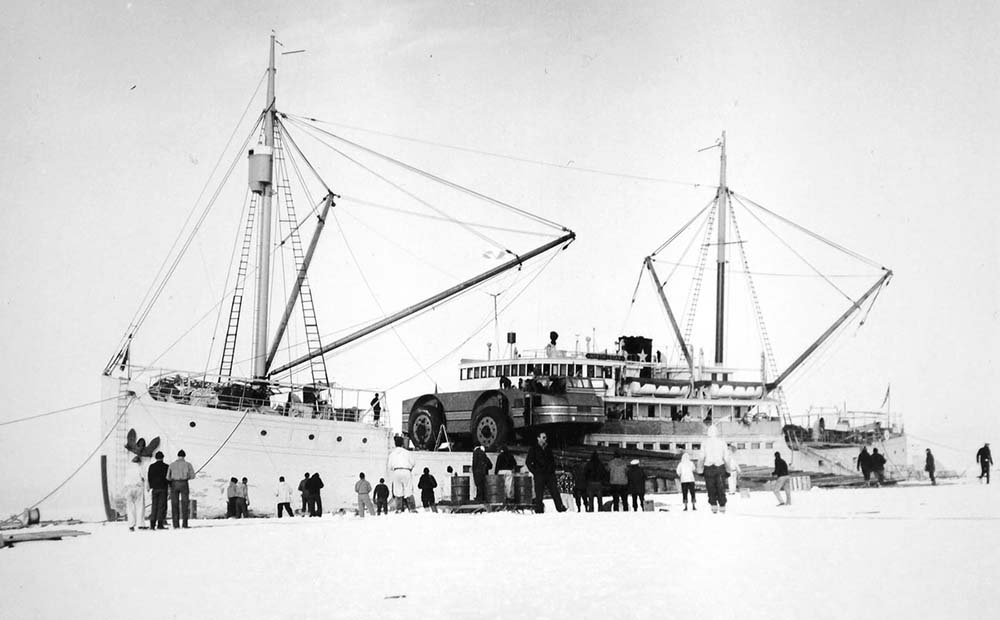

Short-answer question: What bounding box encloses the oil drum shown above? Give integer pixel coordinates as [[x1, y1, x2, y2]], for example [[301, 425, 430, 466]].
[[485, 474, 506, 504], [513, 474, 533, 505], [451, 475, 470, 504]]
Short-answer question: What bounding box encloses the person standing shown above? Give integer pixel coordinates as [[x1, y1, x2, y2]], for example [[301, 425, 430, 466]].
[[772, 451, 792, 506], [702, 425, 730, 514], [373, 478, 390, 515], [235, 477, 250, 518], [123, 456, 146, 532], [226, 477, 239, 518], [583, 451, 607, 512], [306, 473, 325, 516], [727, 444, 741, 495], [976, 443, 993, 484], [572, 461, 588, 512], [924, 449, 936, 486], [857, 447, 872, 483], [370, 393, 382, 426], [298, 472, 311, 516], [608, 450, 629, 512], [275, 476, 294, 517], [417, 468, 439, 513], [166, 449, 195, 528], [525, 432, 567, 513], [627, 459, 647, 512], [871, 448, 887, 485], [472, 445, 493, 502], [147, 451, 169, 530], [494, 444, 518, 501], [355, 472, 377, 518], [387, 435, 417, 513], [676, 452, 697, 511]]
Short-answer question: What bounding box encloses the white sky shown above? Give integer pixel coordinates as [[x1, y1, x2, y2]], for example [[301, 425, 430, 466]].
[[1, 1, 997, 513]]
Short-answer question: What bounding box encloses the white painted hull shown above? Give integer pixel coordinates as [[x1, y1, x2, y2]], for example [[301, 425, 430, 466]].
[[100, 376, 481, 517]]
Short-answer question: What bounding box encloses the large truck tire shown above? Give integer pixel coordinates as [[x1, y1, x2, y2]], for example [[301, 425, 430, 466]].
[[408, 406, 443, 450], [472, 406, 511, 451]]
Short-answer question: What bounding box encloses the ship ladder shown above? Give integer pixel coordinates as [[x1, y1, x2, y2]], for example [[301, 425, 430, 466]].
[[219, 193, 260, 378], [681, 198, 718, 347], [112, 377, 132, 495]]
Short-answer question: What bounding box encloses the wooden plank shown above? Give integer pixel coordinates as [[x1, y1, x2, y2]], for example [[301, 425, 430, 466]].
[[2, 529, 91, 548]]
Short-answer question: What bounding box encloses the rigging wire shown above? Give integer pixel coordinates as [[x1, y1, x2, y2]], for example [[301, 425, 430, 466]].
[[732, 191, 883, 269], [195, 409, 251, 475], [283, 114, 568, 233], [284, 117, 512, 255], [731, 194, 856, 305], [0, 396, 120, 427], [650, 197, 716, 257], [107, 72, 268, 369], [282, 113, 712, 189]]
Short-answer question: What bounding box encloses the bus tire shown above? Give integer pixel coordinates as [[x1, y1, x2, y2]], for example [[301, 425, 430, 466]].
[[409, 407, 443, 450], [472, 406, 510, 451]]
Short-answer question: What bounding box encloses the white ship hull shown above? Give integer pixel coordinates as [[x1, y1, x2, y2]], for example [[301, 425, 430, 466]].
[[100, 376, 480, 517]]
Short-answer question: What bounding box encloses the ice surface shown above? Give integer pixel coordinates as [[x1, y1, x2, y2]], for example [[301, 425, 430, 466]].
[[2, 481, 996, 619]]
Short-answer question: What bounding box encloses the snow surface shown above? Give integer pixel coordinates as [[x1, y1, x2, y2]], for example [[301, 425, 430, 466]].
[[3, 481, 996, 620]]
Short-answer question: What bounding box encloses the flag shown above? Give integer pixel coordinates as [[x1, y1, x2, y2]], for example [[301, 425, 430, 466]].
[[880, 384, 890, 409]]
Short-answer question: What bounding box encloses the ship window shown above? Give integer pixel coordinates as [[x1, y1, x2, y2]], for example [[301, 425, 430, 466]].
[[362, 438, 368, 443], [473, 367, 480, 379], [337, 436, 343, 442], [260, 430, 267, 436], [736, 443, 746, 449], [189, 421, 196, 428], [643, 443, 654, 450], [659, 443, 670, 451], [597, 441, 606, 447], [495, 365, 502, 377], [765, 442, 774, 449], [308, 434, 315, 440], [542, 363, 551, 375], [647, 405, 655, 418], [488, 366, 495, 378], [691, 443, 701, 450], [751, 442, 761, 449], [518, 364, 526, 376], [626, 443, 637, 449], [503, 364, 510, 376]]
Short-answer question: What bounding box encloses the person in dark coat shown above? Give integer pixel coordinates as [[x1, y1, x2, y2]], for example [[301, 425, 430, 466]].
[[627, 459, 647, 511], [772, 451, 791, 506], [857, 447, 872, 482], [298, 472, 310, 516], [494, 444, 518, 501], [525, 432, 567, 513], [147, 451, 169, 530], [976, 443, 992, 484], [583, 451, 607, 512], [572, 461, 588, 512], [418, 467, 439, 513], [870, 448, 887, 485], [226, 477, 239, 518], [306, 472, 324, 516], [924, 448, 936, 485], [472, 445, 493, 502], [373, 478, 390, 515]]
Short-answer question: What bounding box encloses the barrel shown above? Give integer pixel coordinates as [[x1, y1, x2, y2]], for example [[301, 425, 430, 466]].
[[451, 475, 470, 504], [513, 474, 533, 505], [485, 474, 506, 504]]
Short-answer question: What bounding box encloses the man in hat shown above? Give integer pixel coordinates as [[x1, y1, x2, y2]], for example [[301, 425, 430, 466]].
[[525, 432, 567, 513], [976, 443, 992, 483], [924, 448, 936, 485], [147, 451, 169, 530], [472, 445, 492, 502], [627, 459, 647, 511], [166, 449, 196, 528]]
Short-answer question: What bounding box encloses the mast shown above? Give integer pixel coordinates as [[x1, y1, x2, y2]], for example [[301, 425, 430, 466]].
[[714, 131, 728, 367], [251, 35, 277, 378]]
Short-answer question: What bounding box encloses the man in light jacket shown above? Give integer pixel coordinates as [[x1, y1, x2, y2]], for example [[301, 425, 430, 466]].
[[275, 476, 294, 517], [355, 472, 377, 518], [387, 435, 417, 513], [701, 425, 730, 514], [166, 449, 196, 528], [608, 450, 629, 512]]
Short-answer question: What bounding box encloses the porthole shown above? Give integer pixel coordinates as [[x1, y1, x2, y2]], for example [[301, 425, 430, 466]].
[[308, 434, 315, 441], [336, 436, 342, 442], [189, 421, 196, 428], [362, 437, 368, 443], [260, 430, 267, 436]]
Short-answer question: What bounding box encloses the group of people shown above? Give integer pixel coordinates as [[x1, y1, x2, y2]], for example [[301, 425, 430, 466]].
[[856, 446, 888, 485], [225, 477, 251, 518], [121, 449, 196, 532], [570, 450, 647, 512]]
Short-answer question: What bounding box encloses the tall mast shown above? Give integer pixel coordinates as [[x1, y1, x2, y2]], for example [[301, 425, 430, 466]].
[[713, 131, 728, 367], [252, 35, 277, 378]]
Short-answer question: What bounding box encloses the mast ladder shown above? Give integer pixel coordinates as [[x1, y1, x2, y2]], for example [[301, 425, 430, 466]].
[[727, 203, 791, 425], [682, 198, 718, 346], [113, 377, 131, 497], [219, 194, 259, 378], [273, 131, 329, 387]]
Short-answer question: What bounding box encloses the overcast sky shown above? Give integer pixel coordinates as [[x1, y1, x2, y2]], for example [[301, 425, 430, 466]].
[[1, 1, 997, 515]]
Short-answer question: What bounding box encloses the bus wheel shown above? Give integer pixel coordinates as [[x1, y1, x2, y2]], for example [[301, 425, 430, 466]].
[[473, 407, 510, 451], [409, 407, 442, 450]]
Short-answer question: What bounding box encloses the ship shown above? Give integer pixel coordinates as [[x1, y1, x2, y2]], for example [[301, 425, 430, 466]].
[[98, 34, 577, 518], [401, 133, 899, 477]]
